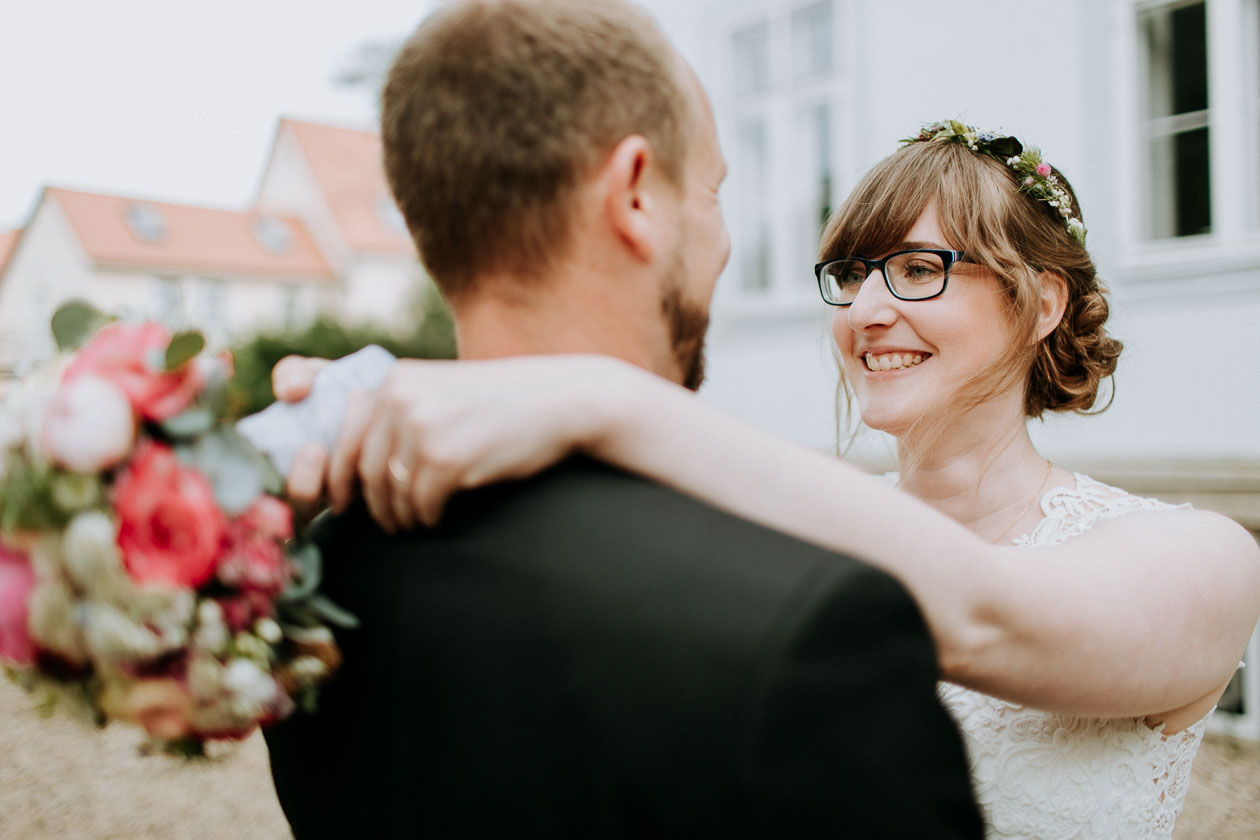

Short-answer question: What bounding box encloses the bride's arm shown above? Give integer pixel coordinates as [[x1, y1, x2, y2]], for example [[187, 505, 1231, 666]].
[[290, 353, 1260, 720]]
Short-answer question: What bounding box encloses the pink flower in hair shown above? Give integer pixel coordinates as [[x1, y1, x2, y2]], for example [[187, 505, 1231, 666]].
[[1035, 162, 1051, 177]]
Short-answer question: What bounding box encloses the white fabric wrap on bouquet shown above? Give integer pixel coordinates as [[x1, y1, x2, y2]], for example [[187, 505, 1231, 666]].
[[236, 345, 397, 476]]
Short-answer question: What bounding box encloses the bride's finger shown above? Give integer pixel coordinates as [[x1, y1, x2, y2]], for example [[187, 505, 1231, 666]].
[[286, 442, 329, 511], [359, 409, 401, 532], [387, 439, 419, 533], [414, 465, 458, 529], [272, 355, 329, 403], [328, 390, 375, 513]]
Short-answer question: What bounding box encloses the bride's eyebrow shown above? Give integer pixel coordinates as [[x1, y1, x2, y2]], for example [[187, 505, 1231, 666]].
[[895, 240, 948, 250]]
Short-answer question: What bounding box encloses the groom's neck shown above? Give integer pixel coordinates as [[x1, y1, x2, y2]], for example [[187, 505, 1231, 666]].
[[450, 272, 678, 382]]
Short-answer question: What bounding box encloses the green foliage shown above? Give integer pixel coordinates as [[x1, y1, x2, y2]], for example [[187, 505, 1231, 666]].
[[226, 281, 456, 418], [50, 300, 112, 352], [175, 426, 282, 516], [0, 451, 98, 532], [164, 331, 206, 370]]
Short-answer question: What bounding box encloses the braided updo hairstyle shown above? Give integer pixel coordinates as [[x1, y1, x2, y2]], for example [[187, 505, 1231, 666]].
[[819, 138, 1121, 439]]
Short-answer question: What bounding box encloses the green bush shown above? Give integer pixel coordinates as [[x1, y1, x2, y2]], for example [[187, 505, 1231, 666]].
[[227, 282, 456, 418]]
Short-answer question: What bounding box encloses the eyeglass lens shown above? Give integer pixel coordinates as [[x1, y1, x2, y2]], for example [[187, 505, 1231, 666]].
[[821, 250, 949, 304]]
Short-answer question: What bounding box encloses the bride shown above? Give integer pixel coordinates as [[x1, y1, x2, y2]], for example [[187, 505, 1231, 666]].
[[277, 123, 1260, 838]]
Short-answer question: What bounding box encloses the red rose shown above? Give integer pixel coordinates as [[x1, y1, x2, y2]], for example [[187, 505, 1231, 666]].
[[64, 322, 203, 421], [0, 542, 36, 665], [114, 443, 227, 588]]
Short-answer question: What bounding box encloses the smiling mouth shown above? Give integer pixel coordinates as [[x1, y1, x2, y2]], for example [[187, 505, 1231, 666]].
[[864, 352, 928, 372]]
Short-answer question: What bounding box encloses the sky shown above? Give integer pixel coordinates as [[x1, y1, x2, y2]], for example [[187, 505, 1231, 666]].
[[0, 0, 682, 231]]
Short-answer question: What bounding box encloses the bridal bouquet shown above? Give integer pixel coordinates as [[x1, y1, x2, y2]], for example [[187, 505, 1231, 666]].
[[0, 302, 353, 754]]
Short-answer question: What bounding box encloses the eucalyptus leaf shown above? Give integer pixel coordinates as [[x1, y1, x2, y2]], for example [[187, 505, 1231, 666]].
[[160, 407, 216, 440], [175, 427, 266, 516], [50, 301, 110, 352], [281, 543, 323, 602], [164, 331, 205, 371], [304, 594, 360, 629]]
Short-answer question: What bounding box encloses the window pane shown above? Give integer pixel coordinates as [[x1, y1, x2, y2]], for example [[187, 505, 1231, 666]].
[[733, 22, 770, 97], [735, 118, 771, 291], [1145, 2, 1208, 118], [1148, 126, 1212, 237], [791, 1, 833, 79], [795, 103, 832, 246]]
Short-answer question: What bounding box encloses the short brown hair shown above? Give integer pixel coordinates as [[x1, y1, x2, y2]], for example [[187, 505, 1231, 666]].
[[381, 0, 691, 299], [820, 139, 1122, 438]]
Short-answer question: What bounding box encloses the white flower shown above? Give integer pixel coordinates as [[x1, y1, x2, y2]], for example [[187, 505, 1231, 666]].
[[27, 580, 87, 664], [223, 658, 277, 718], [188, 656, 226, 698], [82, 601, 165, 661], [289, 655, 329, 682], [234, 631, 272, 663], [193, 615, 230, 655], [62, 511, 123, 597], [41, 375, 135, 474], [254, 617, 283, 645]]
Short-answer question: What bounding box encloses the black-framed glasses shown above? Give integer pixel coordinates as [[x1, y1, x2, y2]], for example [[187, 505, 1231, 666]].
[[815, 249, 967, 306]]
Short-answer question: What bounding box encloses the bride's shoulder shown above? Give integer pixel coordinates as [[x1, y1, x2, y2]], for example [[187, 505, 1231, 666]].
[[1057, 475, 1259, 563], [1027, 473, 1255, 556]]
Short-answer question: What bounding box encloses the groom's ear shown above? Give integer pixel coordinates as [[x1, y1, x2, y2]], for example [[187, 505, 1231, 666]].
[[603, 134, 669, 263]]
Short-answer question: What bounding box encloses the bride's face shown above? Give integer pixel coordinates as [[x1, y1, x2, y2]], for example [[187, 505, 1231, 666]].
[[830, 202, 1020, 439]]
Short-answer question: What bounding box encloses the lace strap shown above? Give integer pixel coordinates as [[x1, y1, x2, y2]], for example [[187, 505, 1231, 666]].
[[1013, 474, 1186, 548]]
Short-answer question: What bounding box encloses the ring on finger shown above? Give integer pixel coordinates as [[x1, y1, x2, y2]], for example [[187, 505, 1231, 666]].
[[387, 455, 411, 486]]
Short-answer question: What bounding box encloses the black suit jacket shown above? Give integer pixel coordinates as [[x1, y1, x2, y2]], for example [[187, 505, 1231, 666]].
[[266, 458, 982, 838]]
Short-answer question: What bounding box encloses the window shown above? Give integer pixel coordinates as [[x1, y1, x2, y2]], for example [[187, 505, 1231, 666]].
[[791, 1, 833, 79], [253, 217, 293, 255], [732, 22, 771, 97], [126, 203, 167, 243], [1252, 0, 1260, 227], [725, 1, 837, 296], [798, 102, 833, 233], [1141, 1, 1211, 238], [735, 117, 772, 292], [155, 275, 183, 327], [201, 278, 226, 336]]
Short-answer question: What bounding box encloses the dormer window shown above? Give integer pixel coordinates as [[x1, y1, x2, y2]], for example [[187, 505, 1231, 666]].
[[126, 203, 166, 243], [253, 216, 294, 255]]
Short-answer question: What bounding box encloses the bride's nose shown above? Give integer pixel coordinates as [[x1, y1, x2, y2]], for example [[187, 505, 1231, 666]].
[[844, 269, 900, 331]]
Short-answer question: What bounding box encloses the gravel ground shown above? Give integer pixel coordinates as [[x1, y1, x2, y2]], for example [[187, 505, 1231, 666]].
[[1, 674, 1257, 839]]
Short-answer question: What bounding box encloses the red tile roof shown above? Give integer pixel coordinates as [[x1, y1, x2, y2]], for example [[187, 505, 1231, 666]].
[[279, 119, 415, 256], [0, 229, 19, 274], [48, 188, 335, 279]]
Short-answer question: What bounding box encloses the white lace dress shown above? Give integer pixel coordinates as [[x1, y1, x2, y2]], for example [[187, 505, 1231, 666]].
[[938, 473, 1210, 839]]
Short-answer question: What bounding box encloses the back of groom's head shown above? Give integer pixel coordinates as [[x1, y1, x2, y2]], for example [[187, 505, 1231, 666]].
[[381, 0, 692, 302]]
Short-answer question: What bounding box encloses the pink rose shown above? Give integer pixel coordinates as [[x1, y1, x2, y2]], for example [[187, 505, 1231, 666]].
[[114, 443, 227, 588], [217, 496, 295, 597], [41, 375, 136, 473], [0, 542, 36, 665], [238, 495, 294, 542], [1035, 162, 1052, 177], [218, 591, 279, 632], [64, 322, 204, 421]]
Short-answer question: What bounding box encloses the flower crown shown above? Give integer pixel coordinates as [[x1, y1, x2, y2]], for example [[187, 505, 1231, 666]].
[[902, 120, 1087, 245]]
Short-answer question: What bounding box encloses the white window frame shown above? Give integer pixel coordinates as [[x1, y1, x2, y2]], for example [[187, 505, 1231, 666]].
[[1116, 0, 1260, 286], [717, 0, 843, 310]]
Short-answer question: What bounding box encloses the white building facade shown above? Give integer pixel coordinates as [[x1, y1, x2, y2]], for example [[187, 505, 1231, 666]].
[[0, 119, 423, 376], [654, 0, 1260, 735]]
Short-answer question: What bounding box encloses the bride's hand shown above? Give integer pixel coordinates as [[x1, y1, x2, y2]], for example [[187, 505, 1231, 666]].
[[336, 355, 632, 532], [269, 355, 333, 510]]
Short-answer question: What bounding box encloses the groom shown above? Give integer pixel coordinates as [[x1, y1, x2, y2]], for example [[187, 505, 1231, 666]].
[[265, 1, 982, 836]]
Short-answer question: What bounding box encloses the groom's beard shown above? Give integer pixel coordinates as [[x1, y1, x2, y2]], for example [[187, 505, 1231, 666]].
[[660, 254, 710, 393]]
